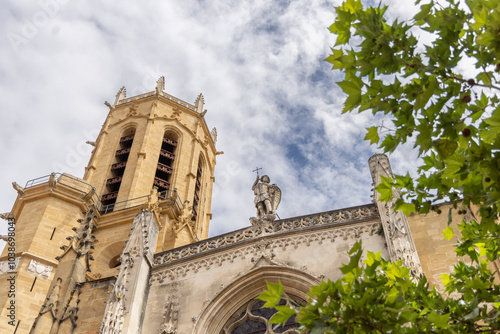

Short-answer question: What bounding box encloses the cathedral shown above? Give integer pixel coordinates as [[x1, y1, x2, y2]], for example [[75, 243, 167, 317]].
[[0, 78, 466, 333]]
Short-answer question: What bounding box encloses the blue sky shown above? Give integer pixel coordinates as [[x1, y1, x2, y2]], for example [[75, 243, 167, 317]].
[[0, 0, 421, 244]]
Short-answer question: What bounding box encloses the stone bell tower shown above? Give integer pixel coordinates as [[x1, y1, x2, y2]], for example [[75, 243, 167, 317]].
[[84, 77, 219, 279], [0, 77, 219, 333]]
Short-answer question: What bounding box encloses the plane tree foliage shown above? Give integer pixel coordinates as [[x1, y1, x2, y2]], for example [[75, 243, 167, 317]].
[[258, 0, 500, 332]]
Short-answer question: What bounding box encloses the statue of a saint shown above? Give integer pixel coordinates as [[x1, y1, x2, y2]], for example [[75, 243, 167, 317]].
[[251, 174, 281, 223]]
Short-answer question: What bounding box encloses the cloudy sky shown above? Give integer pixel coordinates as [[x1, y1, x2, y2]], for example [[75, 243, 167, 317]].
[[0, 0, 421, 245]]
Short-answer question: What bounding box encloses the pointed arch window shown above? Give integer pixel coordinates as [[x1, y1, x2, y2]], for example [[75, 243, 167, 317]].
[[192, 158, 203, 223], [154, 131, 177, 196], [222, 297, 303, 334], [101, 129, 135, 210]]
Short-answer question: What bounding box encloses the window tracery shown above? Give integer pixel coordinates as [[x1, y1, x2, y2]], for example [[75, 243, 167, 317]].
[[222, 298, 302, 334]]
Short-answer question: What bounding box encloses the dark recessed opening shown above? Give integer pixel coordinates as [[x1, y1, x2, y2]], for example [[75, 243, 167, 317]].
[[109, 255, 121, 269]]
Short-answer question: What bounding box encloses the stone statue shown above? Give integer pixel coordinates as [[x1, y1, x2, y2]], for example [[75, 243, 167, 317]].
[[251, 174, 281, 224]]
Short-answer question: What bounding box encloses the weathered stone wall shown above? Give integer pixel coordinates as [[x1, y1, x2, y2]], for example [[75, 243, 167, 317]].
[[74, 277, 115, 334], [408, 204, 465, 292], [144, 205, 387, 333]]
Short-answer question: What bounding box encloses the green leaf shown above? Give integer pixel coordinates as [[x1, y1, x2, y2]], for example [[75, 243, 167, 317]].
[[257, 281, 284, 308], [433, 138, 458, 158], [395, 201, 416, 216], [269, 305, 296, 324], [365, 126, 380, 144], [337, 77, 363, 112], [375, 175, 394, 202], [428, 311, 450, 328], [442, 226, 454, 240]]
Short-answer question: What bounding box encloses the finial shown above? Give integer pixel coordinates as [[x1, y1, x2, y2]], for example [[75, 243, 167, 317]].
[[195, 93, 204, 114], [210, 127, 217, 144], [156, 76, 165, 94], [114, 86, 126, 105]]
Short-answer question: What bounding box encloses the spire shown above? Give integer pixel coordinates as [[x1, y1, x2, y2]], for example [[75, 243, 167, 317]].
[[156, 76, 165, 94], [99, 211, 159, 334], [195, 93, 204, 114], [368, 154, 423, 278], [30, 206, 97, 334], [114, 86, 126, 105]]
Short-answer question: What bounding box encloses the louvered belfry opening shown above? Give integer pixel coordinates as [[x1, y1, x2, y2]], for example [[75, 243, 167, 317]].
[[101, 129, 135, 209], [192, 159, 202, 223], [154, 132, 177, 197]]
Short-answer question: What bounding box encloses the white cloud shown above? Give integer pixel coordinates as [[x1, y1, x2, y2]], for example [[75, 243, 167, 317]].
[[0, 0, 420, 246]]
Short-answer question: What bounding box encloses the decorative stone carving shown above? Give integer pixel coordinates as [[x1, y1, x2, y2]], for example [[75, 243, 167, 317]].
[[194, 93, 204, 114], [0, 257, 20, 274], [150, 221, 380, 285], [156, 76, 165, 94], [48, 172, 58, 189], [250, 174, 281, 225], [98, 256, 131, 334], [60, 285, 82, 329], [251, 240, 275, 262], [12, 182, 25, 196], [369, 154, 423, 278], [82, 188, 95, 203], [114, 86, 126, 105], [31, 206, 98, 334], [127, 105, 138, 116], [153, 205, 378, 267], [100, 210, 159, 334], [0, 212, 12, 220], [27, 259, 53, 279], [173, 200, 196, 239], [171, 107, 181, 119], [86, 272, 102, 280], [210, 128, 217, 144], [57, 205, 97, 264], [104, 101, 115, 111], [145, 187, 160, 212], [38, 277, 62, 318], [158, 283, 179, 334]]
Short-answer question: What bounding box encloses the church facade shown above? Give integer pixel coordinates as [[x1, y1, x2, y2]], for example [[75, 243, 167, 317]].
[[0, 79, 467, 333]]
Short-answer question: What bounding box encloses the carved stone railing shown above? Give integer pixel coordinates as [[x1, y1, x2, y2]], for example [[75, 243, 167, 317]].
[[111, 161, 127, 171], [106, 176, 122, 186], [160, 149, 175, 160], [116, 147, 131, 157], [102, 191, 118, 201], [157, 163, 173, 174], [153, 204, 379, 267], [163, 138, 177, 146], [118, 90, 197, 112], [159, 91, 196, 111], [120, 135, 134, 143], [154, 178, 170, 190]]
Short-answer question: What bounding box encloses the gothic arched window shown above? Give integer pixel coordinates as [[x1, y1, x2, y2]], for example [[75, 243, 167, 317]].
[[101, 128, 135, 211], [192, 156, 203, 224], [222, 297, 303, 334], [154, 131, 178, 197]]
